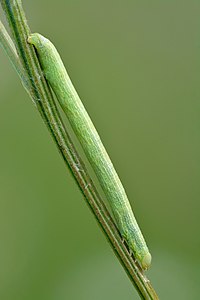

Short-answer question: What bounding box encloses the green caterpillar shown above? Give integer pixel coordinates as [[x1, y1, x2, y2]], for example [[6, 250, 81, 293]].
[[28, 33, 151, 270]]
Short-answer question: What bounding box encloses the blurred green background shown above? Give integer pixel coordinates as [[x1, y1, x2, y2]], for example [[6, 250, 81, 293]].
[[0, 1, 200, 299]]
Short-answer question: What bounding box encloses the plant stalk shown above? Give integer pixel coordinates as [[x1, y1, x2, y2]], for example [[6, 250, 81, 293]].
[[0, 1, 159, 299]]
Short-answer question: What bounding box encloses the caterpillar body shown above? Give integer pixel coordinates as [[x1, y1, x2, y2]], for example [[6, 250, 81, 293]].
[[28, 33, 151, 270]]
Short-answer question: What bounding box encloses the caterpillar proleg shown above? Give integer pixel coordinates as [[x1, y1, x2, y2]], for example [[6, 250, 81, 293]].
[[28, 33, 151, 270]]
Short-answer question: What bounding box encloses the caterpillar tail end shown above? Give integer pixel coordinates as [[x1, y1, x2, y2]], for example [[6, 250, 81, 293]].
[[27, 33, 47, 49], [27, 33, 39, 46], [141, 252, 152, 270]]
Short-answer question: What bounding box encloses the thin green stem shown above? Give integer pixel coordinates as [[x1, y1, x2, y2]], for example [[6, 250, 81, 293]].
[[0, 1, 159, 299], [0, 19, 25, 80]]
